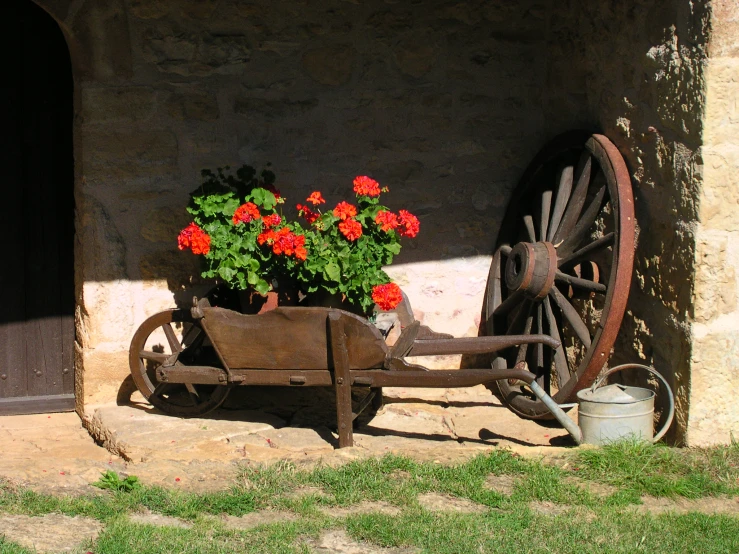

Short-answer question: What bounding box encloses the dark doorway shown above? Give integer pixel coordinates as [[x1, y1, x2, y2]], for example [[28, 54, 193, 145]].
[[0, 1, 75, 414]]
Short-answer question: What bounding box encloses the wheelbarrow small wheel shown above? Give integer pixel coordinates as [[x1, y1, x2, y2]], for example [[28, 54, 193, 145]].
[[484, 131, 635, 419], [128, 309, 231, 417]]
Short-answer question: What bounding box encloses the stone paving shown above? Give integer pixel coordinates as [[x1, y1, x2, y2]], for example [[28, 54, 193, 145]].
[[0, 385, 571, 494]]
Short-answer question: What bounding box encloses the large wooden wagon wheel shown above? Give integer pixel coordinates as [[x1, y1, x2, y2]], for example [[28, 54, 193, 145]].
[[485, 131, 634, 419], [129, 309, 232, 417]]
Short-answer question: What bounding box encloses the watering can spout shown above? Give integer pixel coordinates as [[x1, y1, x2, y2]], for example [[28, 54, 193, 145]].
[[528, 380, 583, 444]]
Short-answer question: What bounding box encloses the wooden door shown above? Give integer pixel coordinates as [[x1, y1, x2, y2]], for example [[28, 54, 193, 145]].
[[0, 0, 75, 414]]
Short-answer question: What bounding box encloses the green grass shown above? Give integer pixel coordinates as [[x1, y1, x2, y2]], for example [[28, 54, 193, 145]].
[[1, 441, 738, 553]]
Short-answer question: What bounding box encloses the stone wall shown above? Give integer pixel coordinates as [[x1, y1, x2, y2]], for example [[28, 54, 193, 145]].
[[33, 0, 552, 405], [689, 0, 739, 446], [540, 0, 710, 444]]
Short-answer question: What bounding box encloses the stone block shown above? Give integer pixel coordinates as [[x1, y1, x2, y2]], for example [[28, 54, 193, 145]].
[[139, 249, 203, 290], [710, 0, 739, 57], [233, 96, 318, 119], [165, 90, 220, 121], [688, 329, 739, 446], [393, 34, 438, 78], [72, 0, 133, 80], [302, 45, 355, 85], [78, 195, 128, 282], [129, 0, 169, 19], [693, 233, 737, 322], [181, 0, 219, 20], [140, 207, 192, 243], [83, 129, 178, 179], [81, 86, 156, 123], [700, 146, 739, 232]]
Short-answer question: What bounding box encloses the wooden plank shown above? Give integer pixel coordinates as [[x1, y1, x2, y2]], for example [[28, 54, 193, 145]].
[[201, 307, 387, 370], [329, 312, 354, 448], [349, 368, 536, 388], [0, 394, 75, 416], [409, 334, 560, 356], [0, 1, 28, 402]]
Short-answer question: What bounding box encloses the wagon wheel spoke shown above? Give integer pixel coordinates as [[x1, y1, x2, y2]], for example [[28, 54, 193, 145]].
[[553, 152, 592, 244], [543, 296, 570, 389], [151, 381, 170, 399], [548, 166, 573, 242], [558, 233, 615, 267], [181, 325, 203, 348], [549, 287, 592, 348], [162, 323, 183, 353], [555, 270, 606, 294], [534, 303, 544, 369], [507, 300, 533, 336], [540, 190, 552, 242], [185, 383, 201, 406], [523, 215, 536, 242], [516, 306, 535, 364], [140, 350, 170, 364], [557, 183, 607, 256], [493, 289, 524, 316]]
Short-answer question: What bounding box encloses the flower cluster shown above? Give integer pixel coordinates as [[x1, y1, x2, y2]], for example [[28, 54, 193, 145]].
[[353, 175, 382, 197], [177, 222, 211, 255], [179, 165, 419, 314], [258, 227, 307, 260], [232, 202, 260, 225], [371, 282, 403, 312]]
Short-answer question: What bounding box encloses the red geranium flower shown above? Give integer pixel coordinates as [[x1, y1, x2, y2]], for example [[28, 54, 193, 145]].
[[372, 282, 403, 311], [262, 213, 281, 228], [297, 203, 320, 225], [353, 176, 382, 197], [177, 223, 211, 255], [375, 210, 399, 232], [232, 202, 261, 225], [397, 210, 420, 238], [338, 218, 362, 241], [259, 227, 307, 260], [306, 191, 325, 205], [333, 201, 357, 220]]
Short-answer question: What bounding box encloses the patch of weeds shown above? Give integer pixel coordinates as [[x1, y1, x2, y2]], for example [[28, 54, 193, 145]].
[[94, 471, 142, 493], [347, 505, 739, 553], [572, 439, 737, 499], [0, 535, 35, 554], [95, 517, 317, 554]]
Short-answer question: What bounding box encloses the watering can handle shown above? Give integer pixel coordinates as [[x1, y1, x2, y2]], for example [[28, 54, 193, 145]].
[[591, 364, 675, 443]]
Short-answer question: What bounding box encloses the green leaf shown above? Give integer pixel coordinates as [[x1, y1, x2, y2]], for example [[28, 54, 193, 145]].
[[254, 279, 271, 295], [324, 262, 341, 282], [384, 242, 401, 254], [218, 266, 236, 281], [251, 188, 277, 210]]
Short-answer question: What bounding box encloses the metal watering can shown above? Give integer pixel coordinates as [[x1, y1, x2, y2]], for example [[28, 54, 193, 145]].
[[529, 364, 675, 445]]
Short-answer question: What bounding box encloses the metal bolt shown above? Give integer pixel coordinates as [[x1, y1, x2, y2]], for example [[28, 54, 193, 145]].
[[337, 378, 343, 384], [62, 368, 69, 374], [0, 374, 6, 380]]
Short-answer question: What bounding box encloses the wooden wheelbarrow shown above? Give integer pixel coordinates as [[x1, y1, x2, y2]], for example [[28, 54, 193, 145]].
[[129, 131, 635, 446]]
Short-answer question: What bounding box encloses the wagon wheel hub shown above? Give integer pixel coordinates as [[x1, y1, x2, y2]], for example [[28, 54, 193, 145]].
[[505, 241, 557, 300]]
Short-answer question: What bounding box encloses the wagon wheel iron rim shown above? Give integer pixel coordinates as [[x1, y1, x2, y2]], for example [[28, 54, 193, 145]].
[[485, 131, 634, 419], [128, 309, 232, 417]]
